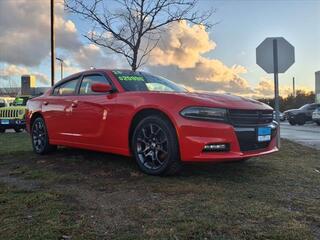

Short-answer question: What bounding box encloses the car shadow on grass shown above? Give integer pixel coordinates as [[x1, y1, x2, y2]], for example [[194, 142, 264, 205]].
[[35, 146, 274, 185]]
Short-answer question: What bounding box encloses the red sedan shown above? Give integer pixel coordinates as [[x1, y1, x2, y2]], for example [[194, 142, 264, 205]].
[[26, 69, 278, 175]]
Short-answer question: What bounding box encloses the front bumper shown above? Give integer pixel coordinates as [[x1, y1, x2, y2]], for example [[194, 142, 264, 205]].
[[0, 119, 26, 129], [178, 119, 278, 162]]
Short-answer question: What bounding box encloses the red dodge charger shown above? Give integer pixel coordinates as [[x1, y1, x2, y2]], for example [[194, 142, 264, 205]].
[[26, 69, 278, 175]]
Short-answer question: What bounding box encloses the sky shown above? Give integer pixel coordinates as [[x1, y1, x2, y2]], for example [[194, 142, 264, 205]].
[[0, 0, 319, 98]]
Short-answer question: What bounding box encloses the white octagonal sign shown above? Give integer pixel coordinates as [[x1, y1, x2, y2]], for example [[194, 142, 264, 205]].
[[256, 37, 295, 73]]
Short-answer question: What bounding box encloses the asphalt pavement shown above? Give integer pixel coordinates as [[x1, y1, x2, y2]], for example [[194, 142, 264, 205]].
[[280, 121, 320, 150]]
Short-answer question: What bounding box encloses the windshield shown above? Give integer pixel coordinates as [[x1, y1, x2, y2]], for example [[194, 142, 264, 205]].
[[299, 104, 310, 110], [112, 70, 187, 93], [12, 97, 29, 106]]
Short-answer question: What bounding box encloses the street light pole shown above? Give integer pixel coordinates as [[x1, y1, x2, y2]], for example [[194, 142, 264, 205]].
[[50, 0, 55, 86], [56, 57, 64, 80]]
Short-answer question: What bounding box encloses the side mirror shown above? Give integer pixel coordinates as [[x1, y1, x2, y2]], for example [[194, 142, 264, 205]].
[[91, 83, 113, 93]]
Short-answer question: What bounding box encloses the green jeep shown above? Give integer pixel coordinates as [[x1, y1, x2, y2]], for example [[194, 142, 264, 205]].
[[0, 96, 31, 133]]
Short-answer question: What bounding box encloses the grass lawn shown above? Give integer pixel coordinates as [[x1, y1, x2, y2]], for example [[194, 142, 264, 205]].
[[0, 132, 319, 239]]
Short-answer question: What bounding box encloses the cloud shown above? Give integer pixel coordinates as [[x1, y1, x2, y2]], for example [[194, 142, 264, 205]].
[[0, 64, 49, 85], [0, 0, 81, 67], [146, 21, 254, 95], [254, 77, 312, 98], [149, 21, 216, 68], [255, 77, 274, 97], [147, 61, 254, 95], [72, 44, 122, 70], [0, 65, 29, 80]]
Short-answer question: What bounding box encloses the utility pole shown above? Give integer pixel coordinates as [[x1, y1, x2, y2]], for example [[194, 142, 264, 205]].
[[56, 57, 64, 80], [293, 77, 296, 97], [50, 0, 55, 86]]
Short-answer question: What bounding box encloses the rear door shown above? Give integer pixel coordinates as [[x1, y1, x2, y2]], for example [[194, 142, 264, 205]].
[[69, 73, 117, 146], [42, 77, 80, 141]]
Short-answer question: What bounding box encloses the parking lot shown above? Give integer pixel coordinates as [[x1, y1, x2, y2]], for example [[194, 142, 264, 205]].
[[281, 122, 320, 150]]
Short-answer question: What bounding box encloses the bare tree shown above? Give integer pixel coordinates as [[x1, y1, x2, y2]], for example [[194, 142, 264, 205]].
[[65, 0, 214, 71]]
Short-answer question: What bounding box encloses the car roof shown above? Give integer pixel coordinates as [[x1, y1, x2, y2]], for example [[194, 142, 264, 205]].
[[52, 69, 140, 87], [52, 69, 150, 89]]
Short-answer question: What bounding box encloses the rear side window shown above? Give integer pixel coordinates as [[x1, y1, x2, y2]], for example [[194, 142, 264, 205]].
[[79, 74, 111, 95], [53, 78, 79, 96]]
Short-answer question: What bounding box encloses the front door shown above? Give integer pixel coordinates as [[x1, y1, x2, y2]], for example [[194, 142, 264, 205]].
[[69, 74, 117, 147]]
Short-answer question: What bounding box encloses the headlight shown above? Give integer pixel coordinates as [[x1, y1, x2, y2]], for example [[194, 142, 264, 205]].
[[18, 110, 24, 115], [180, 107, 227, 121]]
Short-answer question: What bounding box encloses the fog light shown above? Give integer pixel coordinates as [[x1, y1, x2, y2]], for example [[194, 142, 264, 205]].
[[203, 143, 229, 152]]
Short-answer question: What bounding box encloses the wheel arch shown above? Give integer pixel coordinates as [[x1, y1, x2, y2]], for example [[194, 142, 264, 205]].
[[30, 111, 44, 128], [128, 108, 180, 153]]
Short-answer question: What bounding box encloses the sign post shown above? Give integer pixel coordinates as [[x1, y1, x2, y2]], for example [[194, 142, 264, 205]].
[[256, 37, 295, 148], [273, 39, 280, 128]]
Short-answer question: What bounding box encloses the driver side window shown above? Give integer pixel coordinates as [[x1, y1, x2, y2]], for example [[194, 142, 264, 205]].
[[79, 74, 111, 95]]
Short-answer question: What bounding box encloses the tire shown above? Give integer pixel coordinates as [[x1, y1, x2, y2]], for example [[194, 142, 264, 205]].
[[316, 121, 320, 126], [288, 120, 296, 126], [14, 127, 22, 133], [132, 115, 181, 176], [0, 128, 5, 133], [31, 117, 57, 154], [296, 115, 306, 126]]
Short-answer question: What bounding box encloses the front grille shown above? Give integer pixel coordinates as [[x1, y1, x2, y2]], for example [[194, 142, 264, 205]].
[[235, 130, 271, 152], [229, 109, 273, 125], [0, 109, 19, 118]]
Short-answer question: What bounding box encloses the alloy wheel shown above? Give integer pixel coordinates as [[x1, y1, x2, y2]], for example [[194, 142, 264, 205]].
[[136, 123, 169, 171], [32, 119, 47, 153]]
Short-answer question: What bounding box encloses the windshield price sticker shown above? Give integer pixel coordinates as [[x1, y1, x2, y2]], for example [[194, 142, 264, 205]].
[[117, 75, 144, 81], [112, 71, 145, 81]]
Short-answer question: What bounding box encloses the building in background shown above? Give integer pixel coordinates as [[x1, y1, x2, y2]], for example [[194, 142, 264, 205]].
[[316, 71, 320, 103], [0, 75, 49, 97]]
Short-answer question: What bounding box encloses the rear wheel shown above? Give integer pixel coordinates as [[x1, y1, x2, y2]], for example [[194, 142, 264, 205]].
[[316, 121, 320, 126], [31, 117, 56, 154], [132, 115, 181, 176], [0, 128, 5, 133], [296, 115, 306, 126]]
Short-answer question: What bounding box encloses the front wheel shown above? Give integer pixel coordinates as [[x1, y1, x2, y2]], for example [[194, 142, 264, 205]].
[[289, 120, 296, 126], [132, 115, 181, 176], [316, 121, 320, 126], [0, 128, 5, 133], [31, 117, 56, 154]]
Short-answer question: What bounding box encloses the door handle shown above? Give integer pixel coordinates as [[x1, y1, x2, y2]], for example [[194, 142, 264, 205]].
[[43, 101, 49, 106], [71, 100, 78, 108]]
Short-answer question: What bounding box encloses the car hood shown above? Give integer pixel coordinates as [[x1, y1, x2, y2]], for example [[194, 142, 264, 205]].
[[0, 106, 26, 111], [175, 92, 272, 110], [284, 109, 299, 114]]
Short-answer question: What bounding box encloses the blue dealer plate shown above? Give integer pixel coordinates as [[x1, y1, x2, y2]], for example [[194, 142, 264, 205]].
[[257, 127, 271, 142], [1, 120, 10, 125]]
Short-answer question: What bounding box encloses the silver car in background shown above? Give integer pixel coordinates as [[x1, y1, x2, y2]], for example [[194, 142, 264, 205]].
[[312, 107, 320, 126]]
